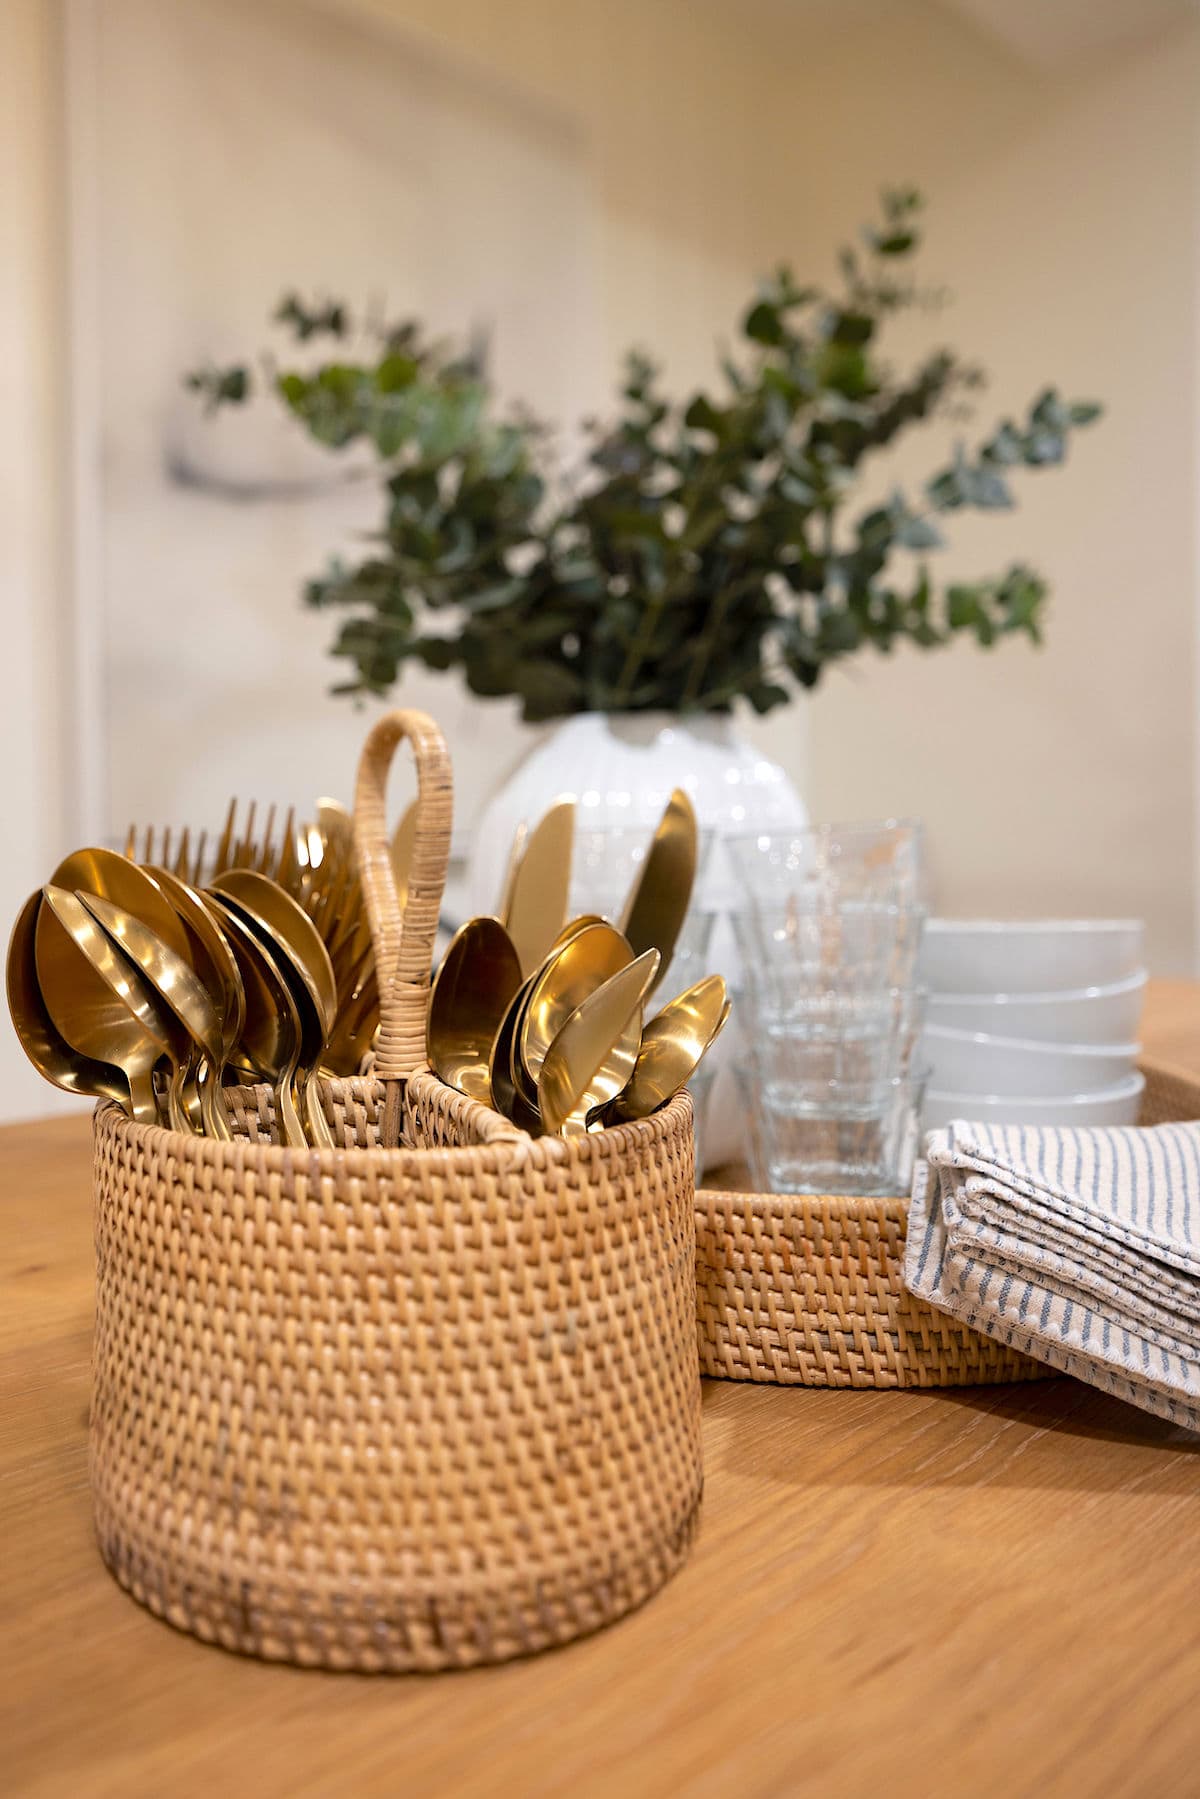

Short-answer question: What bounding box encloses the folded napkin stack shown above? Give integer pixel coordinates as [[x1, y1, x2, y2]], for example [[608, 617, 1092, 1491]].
[[906, 1117, 1200, 1430]]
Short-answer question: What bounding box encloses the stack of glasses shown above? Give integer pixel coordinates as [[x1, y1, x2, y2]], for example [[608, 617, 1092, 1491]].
[[726, 820, 929, 1196]]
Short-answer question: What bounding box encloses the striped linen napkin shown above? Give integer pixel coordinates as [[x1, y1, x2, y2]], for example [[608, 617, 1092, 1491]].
[[906, 1118, 1200, 1430]]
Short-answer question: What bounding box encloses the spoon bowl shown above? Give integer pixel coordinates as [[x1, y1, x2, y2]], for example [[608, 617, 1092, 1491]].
[[78, 892, 233, 1141], [39, 886, 185, 1128], [603, 975, 730, 1124], [7, 891, 129, 1110], [428, 918, 523, 1104], [538, 949, 660, 1136], [519, 921, 633, 1097]]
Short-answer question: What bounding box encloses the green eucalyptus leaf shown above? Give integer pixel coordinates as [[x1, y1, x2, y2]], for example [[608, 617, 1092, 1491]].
[[192, 190, 1100, 718], [744, 301, 785, 346]]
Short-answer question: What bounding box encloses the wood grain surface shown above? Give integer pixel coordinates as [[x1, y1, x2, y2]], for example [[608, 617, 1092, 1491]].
[[4, 980, 1199, 1798]]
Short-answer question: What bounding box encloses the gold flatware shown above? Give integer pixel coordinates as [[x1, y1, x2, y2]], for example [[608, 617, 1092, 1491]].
[[39, 886, 189, 1130], [206, 894, 308, 1148], [502, 799, 575, 976], [538, 950, 660, 1136], [7, 891, 129, 1111], [390, 799, 419, 913], [619, 788, 698, 996], [211, 870, 336, 1032], [600, 975, 730, 1125], [148, 866, 245, 1062], [519, 920, 632, 1096], [549, 913, 609, 952], [210, 870, 337, 1146], [496, 819, 528, 923], [50, 847, 192, 966], [78, 892, 234, 1141], [427, 918, 522, 1104], [488, 974, 542, 1134]]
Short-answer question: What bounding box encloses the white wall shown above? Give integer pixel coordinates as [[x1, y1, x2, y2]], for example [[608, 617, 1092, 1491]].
[[776, 7, 1200, 972], [0, 0, 78, 1120]]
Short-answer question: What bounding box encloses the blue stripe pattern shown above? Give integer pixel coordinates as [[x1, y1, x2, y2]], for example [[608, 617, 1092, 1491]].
[[904, 1117, 1200, 1431]]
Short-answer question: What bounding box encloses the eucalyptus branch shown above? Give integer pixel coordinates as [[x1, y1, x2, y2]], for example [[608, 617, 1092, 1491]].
[[186, 190, 1102, 721]]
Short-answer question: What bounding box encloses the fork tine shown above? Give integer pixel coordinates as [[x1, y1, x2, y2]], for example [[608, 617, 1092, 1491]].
[[192, 828, 207, 887], [175, 827, 190, 879], [258, 803, 276, 875], [142, 825, 154, 864], [237, 800, 257, 868], [276, 807, 298, 893], [214, 798, 236, 876], [123, 824, 137, 859], [161, 826, 173, 868]]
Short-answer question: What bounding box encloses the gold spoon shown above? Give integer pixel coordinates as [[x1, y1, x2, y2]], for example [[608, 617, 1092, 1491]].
[[488, 973, 542, 1134], [7, 891, 129, 1111], [549, 913, 609, 952], [51, 846, 192, 965], [147, 865, 245, 1123], [502, 798, 575, 976], [39, 886, 189, 1130], [77, 892, 235, 1142], [518, 920, 632, 1099], [619, 788, 698, 996], [206, 893, 308, 1149], [598, 975, 730, 1125], [210, 871, 337, 1146], [390, 799, 419, 913], [538, 950, 660, 1137], [427, 917, 523, 1104]]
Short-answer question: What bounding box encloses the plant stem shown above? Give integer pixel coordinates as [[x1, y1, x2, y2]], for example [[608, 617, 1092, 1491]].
[[679, 571, 761, 709], [611, 585, 668, 709]]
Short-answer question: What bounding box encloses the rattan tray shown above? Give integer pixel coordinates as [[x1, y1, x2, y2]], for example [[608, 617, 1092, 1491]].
[[695, 1060, 1195, 1388]]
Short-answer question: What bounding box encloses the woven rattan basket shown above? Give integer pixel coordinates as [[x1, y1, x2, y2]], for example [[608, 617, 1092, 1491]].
[[89, 710, 703, 1672], [695, 1062, 1192, 1388]]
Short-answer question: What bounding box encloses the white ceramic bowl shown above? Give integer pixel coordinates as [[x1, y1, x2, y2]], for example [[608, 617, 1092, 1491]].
[[922, 1071, 1145, 1133], [922, 1026, 1139, 1097], [920, 918, 1143, 995], [926, 970, 1146, 1045]]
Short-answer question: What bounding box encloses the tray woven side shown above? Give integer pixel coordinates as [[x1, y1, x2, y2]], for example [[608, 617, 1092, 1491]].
[[695, 1059, 1199, 1389]]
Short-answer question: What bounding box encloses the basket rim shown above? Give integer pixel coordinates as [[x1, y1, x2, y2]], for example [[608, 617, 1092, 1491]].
[[93, 1077, 693, 1177], [697, 1182, 907, 1220]]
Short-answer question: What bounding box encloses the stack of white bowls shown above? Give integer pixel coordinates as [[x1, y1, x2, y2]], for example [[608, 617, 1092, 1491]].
[[920, 920, 1146, 1130]]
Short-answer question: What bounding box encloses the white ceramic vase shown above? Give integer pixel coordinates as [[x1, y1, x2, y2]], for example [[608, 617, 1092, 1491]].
[[470, 712, 808, 1170], [469, 711, 807, 916]]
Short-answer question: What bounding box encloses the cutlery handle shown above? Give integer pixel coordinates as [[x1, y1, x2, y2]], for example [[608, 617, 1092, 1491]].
[[353, 711, 453, 1134]]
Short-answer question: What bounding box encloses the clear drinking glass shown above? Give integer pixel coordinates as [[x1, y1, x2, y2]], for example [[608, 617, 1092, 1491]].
[[736, 1064, 928, 1197], [725, 820, 926, 912], [738, 990, 926, 1089], [730, 902, 926, 1002]]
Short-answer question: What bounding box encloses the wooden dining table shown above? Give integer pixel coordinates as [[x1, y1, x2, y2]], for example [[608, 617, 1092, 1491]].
[[5, 979, 1199, 1798]]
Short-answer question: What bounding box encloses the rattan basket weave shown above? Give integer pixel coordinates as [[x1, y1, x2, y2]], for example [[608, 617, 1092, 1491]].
[[695, 1062, 1192, 1388], [89, 710, 703, 1672]]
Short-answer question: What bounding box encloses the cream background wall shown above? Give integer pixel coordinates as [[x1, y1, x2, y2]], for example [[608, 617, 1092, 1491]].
[[1, 0, 1197, 1120], [0, 0, 77, 1120], [771, 7, 1200, 968]]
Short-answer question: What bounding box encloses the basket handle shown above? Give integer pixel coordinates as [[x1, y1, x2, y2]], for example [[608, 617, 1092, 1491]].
[[353, 710, 453, 1109]]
